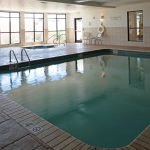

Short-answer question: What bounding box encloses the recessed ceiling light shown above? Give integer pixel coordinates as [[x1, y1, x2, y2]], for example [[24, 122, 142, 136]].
[[40, 1, 47, 4], [75, 0, 91, 3]]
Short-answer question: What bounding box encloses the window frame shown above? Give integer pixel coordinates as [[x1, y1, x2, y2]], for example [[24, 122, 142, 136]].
[[127, 10, 143, 42], [25, 12, 44, 43], [0, 11, 20, 45], [48, 13, 66, 40]]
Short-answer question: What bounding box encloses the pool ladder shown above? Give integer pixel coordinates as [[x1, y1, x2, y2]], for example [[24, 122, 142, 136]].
[[21, 48, 31, 67], [9, 48, 31, 71], [9, 50, 19, 70]]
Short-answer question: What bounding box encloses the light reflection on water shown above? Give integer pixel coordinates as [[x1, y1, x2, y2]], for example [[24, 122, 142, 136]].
[[0, 55, 150, 148], [0, 59, 84, 92]]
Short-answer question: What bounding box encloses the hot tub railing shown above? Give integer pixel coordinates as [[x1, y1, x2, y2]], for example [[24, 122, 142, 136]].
[[48, 33, 66, 46]]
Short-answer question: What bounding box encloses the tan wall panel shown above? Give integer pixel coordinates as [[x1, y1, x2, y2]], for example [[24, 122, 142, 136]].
[[66, 28, 75, 43], [80, 27, 150, 47]]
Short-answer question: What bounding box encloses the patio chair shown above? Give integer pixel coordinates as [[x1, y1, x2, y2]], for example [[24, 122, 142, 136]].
[[90, 33, 103, 45], [90, 24, 105, 45], [82, 32, 91, 44]]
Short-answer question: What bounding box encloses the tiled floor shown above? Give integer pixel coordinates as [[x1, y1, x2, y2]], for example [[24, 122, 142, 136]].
[[0, 95, 92, 150], [0, 43, 150, 150], [0, 104, 51, 150]]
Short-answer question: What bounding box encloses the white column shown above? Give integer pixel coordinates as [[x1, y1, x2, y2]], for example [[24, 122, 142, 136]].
[[20, 11, 25, 45], [44, 13, 48, 44]]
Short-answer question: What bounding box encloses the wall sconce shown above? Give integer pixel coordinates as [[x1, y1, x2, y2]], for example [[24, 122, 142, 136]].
[[100, 15, 104, 24]]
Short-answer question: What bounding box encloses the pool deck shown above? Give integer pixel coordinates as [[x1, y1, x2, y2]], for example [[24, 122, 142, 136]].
[[0, 43, 150, 150], [1, 43, 150, 71]]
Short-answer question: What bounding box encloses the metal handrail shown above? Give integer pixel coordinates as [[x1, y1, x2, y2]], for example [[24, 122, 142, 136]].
[[53, 38, 59, 45], [9, 50, 19, 64], [21, 48, 30, 66], [48, 34, 66, 45], [53, 34, 66, 46], [48, 34, 57, 42], [59, 34, 66, 45]]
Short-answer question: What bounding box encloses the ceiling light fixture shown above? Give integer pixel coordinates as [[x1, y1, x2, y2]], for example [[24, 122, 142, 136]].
[[75, 0, 91, 3], [100, 15, 104, 22], [40, 1, 47, 4]]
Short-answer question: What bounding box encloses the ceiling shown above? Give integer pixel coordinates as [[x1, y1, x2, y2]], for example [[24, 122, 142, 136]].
[[39, 0, 150, 7], [0, 0, 150, 13]]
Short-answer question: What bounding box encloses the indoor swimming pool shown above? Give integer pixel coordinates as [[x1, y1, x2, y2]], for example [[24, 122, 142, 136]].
[[24, 44, 55, 49], [0, 53, 150, 148]]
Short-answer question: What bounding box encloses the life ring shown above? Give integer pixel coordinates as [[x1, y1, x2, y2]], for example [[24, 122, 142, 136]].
[[99, 25, 105, 34]]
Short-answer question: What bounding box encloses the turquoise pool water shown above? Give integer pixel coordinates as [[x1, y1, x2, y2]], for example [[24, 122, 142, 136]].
[[0, 54, 150, 148]]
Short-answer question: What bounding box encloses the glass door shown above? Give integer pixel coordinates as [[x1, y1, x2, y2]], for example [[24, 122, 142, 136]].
[[74, 18, 82, 43]]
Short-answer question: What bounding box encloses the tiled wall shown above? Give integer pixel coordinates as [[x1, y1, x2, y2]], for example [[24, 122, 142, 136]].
[[80, 27, 150, 47]]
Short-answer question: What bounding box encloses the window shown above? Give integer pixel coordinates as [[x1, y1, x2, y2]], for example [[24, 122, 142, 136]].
[[25, 13, 44, 43], [48, 14, 66, 43], [0, 11, 20, 45], [127, 10, 143, 42]]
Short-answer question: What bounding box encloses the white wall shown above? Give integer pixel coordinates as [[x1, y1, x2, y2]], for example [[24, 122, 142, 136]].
[[67, 8, 105, 29], [67, 2, 150, 47], [103, 2, 150, 28], [68, 2, 150, 29]]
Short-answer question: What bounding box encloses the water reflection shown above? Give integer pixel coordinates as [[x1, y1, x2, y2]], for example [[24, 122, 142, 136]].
[[0, 72, 21, 91], [98, 56, 107, 78], [25, 68, 46, 84], [47, 63, 67, 81], [75, 59, 84, 74], [128, 57, 145, 89], [0, 55, 146, 93], [0, 58, 87, 92], [0, 63, 68, 92]]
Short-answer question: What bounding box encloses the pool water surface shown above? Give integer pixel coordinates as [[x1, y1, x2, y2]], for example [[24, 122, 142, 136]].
[[0, 54, 150, 148]]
